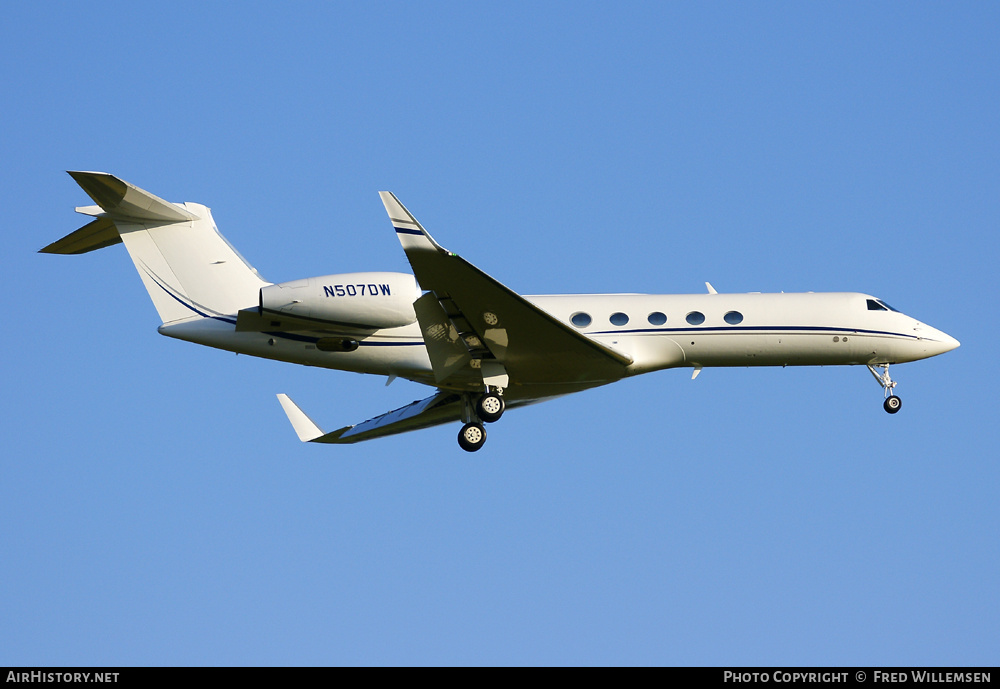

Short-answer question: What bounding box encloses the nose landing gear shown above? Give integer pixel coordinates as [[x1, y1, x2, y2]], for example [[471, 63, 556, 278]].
[[868, 363, 902, 414], [883, 395, 902, 413]]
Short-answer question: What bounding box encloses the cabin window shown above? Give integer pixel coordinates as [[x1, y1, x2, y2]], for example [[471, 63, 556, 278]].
[[610, 312, 629, 326], [686, 311, 705, 325], [571, 312, 592, 328], [724, 311, 743, 325], [647, 312, 667, 326]]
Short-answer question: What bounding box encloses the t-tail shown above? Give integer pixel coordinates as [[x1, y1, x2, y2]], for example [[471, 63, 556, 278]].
[[41, 172, 268, 323]]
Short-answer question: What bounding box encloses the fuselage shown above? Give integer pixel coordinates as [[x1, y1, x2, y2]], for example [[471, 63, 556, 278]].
[[531, 291, 958, 371], [159, 289, 959, 400]]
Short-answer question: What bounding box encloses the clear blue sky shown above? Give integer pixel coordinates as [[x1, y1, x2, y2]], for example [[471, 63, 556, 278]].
[[2, 2, 997, 665]]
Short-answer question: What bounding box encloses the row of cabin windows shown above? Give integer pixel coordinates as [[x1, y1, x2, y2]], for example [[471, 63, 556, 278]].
[[570, 310, 745, 329], [572, 298, 895, 329]]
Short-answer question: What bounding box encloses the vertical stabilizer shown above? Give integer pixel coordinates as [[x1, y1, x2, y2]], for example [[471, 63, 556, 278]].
[[43, 172, 269, 324]]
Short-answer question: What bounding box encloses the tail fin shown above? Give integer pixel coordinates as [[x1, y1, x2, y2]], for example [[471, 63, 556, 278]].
[[42, 172, 269, 324]]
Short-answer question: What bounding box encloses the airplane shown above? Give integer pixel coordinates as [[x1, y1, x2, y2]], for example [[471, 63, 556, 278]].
[[42, 172, 960, 452]]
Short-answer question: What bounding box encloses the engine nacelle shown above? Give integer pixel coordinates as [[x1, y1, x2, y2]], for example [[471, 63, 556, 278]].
[[259, 272, 420, 329]]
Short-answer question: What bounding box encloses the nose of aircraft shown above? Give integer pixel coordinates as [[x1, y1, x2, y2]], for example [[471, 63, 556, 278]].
[[937, 331, 961, 353], [920, 325, 960, 357]]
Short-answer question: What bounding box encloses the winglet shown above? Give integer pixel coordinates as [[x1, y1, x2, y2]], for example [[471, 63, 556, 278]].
[[379, 191, 449, 254], [276, 394, 326, 442]]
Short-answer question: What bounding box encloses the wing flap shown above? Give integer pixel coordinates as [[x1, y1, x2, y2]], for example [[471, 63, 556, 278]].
[[412, 292, 477, 385]]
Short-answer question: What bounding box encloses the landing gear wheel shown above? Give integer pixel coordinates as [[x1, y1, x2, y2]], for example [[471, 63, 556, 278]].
[[476, 393, 505, 423], [869, 364, 902, 414], [458, 423, 487, 452]]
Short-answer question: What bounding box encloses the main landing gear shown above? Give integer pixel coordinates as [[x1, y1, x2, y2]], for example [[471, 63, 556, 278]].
[[457, 389, 506, 452], [476, 392, 505, 423], [458, 422, 487, 452], [868, 363, 902, 414]]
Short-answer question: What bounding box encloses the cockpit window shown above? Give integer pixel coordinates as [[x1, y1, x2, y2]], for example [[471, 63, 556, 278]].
[[867, 298, 900, 312]]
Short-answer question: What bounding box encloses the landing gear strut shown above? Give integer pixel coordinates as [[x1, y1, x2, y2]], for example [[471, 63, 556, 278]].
[[868, 363, 902, 414]]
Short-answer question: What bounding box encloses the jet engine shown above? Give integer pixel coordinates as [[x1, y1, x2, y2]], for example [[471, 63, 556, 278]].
[[259, 272, 420, 329]]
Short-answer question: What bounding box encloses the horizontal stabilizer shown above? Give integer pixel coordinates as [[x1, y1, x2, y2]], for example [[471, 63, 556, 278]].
[[67, 171, 198, 223], [42, 172, 198, 255], [39, 216, 122, 255]]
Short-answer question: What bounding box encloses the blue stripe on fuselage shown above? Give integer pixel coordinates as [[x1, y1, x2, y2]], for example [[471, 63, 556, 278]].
[[587, 324, 919, 339], [263, 331, 425, 347]]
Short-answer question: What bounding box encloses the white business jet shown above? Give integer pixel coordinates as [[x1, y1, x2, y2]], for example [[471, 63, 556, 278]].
[[43, 172, 959, 452]]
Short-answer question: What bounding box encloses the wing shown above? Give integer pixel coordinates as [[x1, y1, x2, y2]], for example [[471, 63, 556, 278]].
[[379, 192, 632, 389], [277, 392, 548, 445], [277, 391, 464, 444]]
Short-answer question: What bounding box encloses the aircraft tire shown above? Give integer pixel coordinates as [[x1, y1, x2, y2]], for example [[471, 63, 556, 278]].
[[883, 395, 902, 414], [458, 423, 487, 452], [476, 393, 505, 423]]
